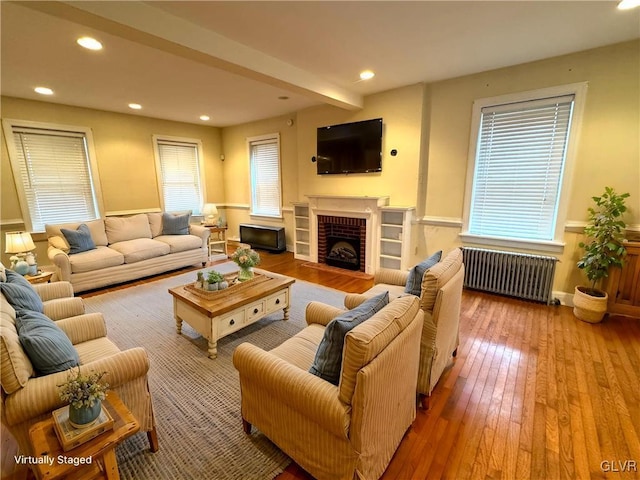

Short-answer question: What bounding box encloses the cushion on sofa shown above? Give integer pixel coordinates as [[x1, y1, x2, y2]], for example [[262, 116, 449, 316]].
[[154, 234, 203, 254], [105, 214, 152, 244], [148, 211, 192, 238], [108, 238, 171, 264], [162, 212, 190, 235], [1, 307, 35, 394], [0, 270, 44, 313], [15, 310, 80, 376], [61, 224, 97, 254], [68, 246, 125, 274], [309, 291, 389, 386], [46, 219, 108, 249], [404, 251, 442, 296], [420, 248, 464, 314]]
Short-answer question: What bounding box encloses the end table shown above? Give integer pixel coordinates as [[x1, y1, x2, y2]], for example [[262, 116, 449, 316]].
[[28, 392, 139, 480]]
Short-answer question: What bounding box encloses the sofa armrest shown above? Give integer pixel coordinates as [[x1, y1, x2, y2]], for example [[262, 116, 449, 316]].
[[3, 347, 150, 426], [47, 247, 71, 282], [233, 343, 349, 439], [56, 313, 107, 345], [189, 224, 210, 248], [32, 281, 74, 301], [305, 302, 346, 327], [344, 294, 370, 310], [42, 297, 85, 321], [374, 268, 409, 286]]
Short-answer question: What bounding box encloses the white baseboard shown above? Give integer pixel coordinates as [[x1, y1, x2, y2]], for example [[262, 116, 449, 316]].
[[553, 290, 574, 307]]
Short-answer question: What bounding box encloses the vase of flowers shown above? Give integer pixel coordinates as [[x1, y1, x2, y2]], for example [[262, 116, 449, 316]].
[[58, 368, 109, 428], [231, 247, 260, 281]]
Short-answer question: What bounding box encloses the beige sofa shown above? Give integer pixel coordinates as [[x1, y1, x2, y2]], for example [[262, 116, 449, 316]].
[[46, 213, 210, 293], [233, 295, 424, 480], [0, 277, 157, 455], [344, 248, 465, 408]]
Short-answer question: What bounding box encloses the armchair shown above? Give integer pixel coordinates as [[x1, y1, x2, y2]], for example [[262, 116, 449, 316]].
[[344, 248, 465, 408], [1, 278, 158, 455], [233, 295, 424, 480]]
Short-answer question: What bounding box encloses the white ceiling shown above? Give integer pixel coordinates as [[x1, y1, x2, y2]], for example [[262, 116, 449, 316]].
[[2, 1, 639, 127]]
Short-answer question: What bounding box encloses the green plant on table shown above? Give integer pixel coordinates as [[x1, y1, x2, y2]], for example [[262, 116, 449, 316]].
[[58, 367, 109, 409], [577, 186, 629, 295], [207, 270, 224, 284]]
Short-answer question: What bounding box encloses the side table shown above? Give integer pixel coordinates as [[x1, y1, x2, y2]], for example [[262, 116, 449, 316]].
[[28, 392, 139, 480], [207, 226, 228, 258], [25, 271, 53, 285]]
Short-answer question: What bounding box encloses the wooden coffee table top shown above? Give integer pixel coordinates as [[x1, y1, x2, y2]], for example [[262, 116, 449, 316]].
[[168, 269, 295, 318]]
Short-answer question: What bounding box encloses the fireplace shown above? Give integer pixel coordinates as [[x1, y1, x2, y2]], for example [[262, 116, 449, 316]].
[[317, 215, 366, 272], [326, 236, 360, 271]]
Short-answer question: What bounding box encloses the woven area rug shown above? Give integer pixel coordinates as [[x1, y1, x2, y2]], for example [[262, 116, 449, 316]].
[[82, 263, 346, 480]]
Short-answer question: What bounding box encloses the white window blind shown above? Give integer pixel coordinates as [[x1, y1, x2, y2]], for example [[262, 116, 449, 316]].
[[249, 135, 282, 217], [469, 95, 575, 241], [10, 127, 99, 232], [156, 140, 203, 214]]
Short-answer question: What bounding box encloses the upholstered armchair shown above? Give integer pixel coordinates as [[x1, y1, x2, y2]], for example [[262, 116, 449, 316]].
[[0, 276, 158, 455], [344, 248, 465, 408], [233, 295, 424, 480]]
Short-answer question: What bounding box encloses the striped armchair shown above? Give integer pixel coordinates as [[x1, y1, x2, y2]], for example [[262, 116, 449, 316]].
[[344, 248, 465, 409], [1, 280, 158, 455], [233, 295, 424, 480]]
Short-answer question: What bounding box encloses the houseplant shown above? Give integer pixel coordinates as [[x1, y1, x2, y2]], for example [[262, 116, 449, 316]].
[[58, 368, 109, 428], [231, 247, 260, 281], [206, 270, 226, 291], [574, 187, 629, 323]]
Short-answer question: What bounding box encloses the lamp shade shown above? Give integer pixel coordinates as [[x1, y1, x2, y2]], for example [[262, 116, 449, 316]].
[[5, 231, 36, 254], [202, 203, 219, 225]]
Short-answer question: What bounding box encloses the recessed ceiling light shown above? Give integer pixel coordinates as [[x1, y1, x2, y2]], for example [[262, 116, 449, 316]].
[[618, 0, 640, 8], [359, 70, 375, 80], [77, 36, 103, 50], [34, 87, 54, 95], [200, 115, 210, 121], [128, 103, 142, 110]]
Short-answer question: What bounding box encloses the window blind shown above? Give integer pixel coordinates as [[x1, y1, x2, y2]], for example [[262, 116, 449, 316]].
[[469, 95, 575, 241], [11, 127, 99, 232], [156, 140, 203, 214], [250, 137, 282, 217]]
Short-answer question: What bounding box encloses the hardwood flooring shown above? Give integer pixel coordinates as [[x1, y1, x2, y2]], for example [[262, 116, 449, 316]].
[[3, 251, 639, 480]]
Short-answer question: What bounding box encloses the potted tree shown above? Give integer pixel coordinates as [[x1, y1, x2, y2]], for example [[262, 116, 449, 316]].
[[574, 187, 629, 323]]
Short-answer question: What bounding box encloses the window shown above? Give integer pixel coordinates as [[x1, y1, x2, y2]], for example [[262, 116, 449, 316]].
[[2, 119, 102, 232], [248, 134, 282, 218], [462, 83, 587, 251], [153, 136, 205, 214]]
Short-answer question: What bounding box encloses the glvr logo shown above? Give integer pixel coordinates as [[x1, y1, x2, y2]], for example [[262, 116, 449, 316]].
[[600, 460, 638, 472]]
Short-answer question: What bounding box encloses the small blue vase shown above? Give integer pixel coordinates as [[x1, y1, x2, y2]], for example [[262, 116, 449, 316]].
[[68, 401, 102, 428]]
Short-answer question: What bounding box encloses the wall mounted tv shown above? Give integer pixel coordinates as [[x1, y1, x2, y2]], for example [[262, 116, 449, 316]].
[[316, 118, 383, 175]]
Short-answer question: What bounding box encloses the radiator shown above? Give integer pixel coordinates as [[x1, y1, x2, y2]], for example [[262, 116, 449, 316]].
[[461, 247, 558, 304]]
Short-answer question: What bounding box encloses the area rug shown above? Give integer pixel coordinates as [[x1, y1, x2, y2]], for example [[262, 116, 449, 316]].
[[82, 263, 346, 480]]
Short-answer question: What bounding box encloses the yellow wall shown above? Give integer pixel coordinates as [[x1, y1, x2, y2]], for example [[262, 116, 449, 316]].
[[1, 97, 223, 265]]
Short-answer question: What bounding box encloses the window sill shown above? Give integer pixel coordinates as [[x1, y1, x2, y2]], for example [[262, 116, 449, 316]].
[[249, 213, 283, 221], [459, 233, 565, 254]]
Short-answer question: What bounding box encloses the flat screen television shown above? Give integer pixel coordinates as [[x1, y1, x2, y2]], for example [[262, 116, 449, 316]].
[[316, 118, 383, 174]]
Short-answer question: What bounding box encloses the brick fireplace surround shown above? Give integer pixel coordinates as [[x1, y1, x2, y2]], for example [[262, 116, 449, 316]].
[[317, 215, 367, 272]]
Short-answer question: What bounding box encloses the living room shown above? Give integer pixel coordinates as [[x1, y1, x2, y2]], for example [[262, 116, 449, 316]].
[[1, 2, 639, 480]]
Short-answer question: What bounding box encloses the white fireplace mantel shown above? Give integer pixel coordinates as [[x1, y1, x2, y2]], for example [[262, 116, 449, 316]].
[[305, 195, 390, 273]]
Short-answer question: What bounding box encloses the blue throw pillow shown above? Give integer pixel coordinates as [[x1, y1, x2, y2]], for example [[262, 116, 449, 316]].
[[162, 212, 190, 235], [309, 291, 389, 386], [404, 250, 442, 297], [0, 270, 44, 313], [61, 223, 96, 254], [15, 310, 80, 376]]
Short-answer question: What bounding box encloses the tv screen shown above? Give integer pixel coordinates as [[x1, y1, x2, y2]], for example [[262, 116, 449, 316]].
[[316, 118, 382, 174]]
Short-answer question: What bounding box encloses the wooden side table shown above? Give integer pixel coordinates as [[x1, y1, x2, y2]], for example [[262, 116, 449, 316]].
[[207, 226, 228, 258], [25, 271, 54, 285], [28, 392, 139, 480]]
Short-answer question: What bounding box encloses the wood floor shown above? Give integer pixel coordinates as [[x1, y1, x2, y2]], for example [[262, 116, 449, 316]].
[[3, 251, 639, 480]]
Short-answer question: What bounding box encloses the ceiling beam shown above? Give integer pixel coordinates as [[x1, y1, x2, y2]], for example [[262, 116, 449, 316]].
[[22, 1, 363, 110]]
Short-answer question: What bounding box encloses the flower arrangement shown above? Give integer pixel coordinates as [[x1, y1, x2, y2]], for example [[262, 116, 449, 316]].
[[231, 247, 260, 269], [58, 368, 109, 409]]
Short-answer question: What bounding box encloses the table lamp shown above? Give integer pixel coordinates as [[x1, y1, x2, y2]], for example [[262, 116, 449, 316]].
[[202, 203, 219, 226], [5, 231, 36, 275]]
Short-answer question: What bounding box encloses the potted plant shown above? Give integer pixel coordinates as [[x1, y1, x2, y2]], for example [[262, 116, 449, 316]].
[[58, 368, 109, 428], [574, 187, 629, 323], [207, 270, 224, 291], [231, 247, 260, 281]]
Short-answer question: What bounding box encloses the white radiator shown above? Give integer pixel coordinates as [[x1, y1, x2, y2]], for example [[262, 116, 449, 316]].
[[462, 247, 558, 304]]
